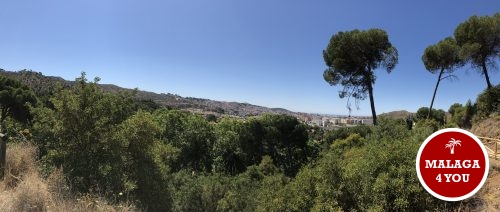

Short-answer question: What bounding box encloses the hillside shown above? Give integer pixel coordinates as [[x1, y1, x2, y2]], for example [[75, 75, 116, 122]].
[[471, 115, 500, 139], [0, 69, 295, 117], [379, 110, 412, 119]]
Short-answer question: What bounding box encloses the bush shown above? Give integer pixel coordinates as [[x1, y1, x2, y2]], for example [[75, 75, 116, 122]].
[[330, 133, 366, 151], [415, 107, 446, 125], [154, 109, 215, 172], [31, 73, 136, 194], [323, 125, 371, 143], [371, 117, 410, 140], [448, 100, 475, 128], [212, 114, 311, 177], [254, 121, 453, 211], [475, 84, 500, 120], [414, 118, 440, 132], [118, 111, 173, 211]]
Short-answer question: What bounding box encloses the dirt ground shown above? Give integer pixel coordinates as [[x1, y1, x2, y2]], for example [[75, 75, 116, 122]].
[[461, 115, 500, 211], [471, 159, 500, 211]]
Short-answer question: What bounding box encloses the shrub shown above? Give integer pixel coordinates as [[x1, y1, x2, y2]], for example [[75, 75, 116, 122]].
[[212, 114, 311, 177], [414, 118, 440, 132], [448, 101, 475, 128], [118, 111, 173, 211], [153, 109, 215, 172], [371, 117, 410, 140], [475, 84, 500, 120], [330, 133, 366, 151], [257, 122, 453, 211], [415, 107, 446, 125], [323, 125, 371, 143], [31, 73, 136, 195]]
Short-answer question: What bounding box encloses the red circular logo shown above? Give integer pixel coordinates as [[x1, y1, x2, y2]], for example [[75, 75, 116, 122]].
[[416, 128, 489, 201]]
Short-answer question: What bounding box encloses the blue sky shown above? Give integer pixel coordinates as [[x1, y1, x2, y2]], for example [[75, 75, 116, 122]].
[[1, 1, 499, 115]]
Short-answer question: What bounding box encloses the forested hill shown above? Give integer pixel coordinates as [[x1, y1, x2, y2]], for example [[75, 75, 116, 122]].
[[0, 69, 295, 117]]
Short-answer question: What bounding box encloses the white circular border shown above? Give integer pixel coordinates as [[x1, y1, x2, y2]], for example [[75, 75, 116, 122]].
[[416, 128, 490, 201]]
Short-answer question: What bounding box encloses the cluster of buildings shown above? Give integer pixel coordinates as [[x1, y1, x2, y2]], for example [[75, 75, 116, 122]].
[[298, 114, 373, 128]]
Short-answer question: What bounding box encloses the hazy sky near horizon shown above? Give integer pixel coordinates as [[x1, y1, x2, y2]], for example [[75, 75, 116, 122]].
[[1, 1, 499, 115]]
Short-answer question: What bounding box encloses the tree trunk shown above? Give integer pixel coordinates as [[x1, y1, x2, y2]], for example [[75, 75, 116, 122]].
[[482, 60, 492, 89], [0, 109, 9, 180], [0, 128, 5, 180], [367, 74, 377, 125], [428, 68, 444, 119]]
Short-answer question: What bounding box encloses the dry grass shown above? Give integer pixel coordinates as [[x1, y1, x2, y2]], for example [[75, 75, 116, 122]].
[[471, 114, 500, 139], [0, 142, 137, 212], [0, 172, 54, 211], [0, 142, 38, 190]]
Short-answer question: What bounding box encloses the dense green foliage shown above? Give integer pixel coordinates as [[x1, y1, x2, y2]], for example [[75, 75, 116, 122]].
[[31, 74, 136, 193], [448, 100, 475, 128], [4, 73, 454, 211], [0, 68, 493, 211], [25, 73, 316, 210], [414, 107, 446, 125], [475, 84, 500, 120], [422, 37, 463, 73], [212, 115, 312, 176], [323, 28, 398, 125], [0, 75, 37, 124]]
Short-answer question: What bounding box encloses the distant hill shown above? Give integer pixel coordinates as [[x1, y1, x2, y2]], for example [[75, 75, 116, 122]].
[[379, 110, 413, 119], [0, 69, 296, 117], [0, 69, 70, 96]]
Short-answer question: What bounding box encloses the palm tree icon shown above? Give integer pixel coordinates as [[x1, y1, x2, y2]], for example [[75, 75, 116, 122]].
[[445, 138, 461, 154]]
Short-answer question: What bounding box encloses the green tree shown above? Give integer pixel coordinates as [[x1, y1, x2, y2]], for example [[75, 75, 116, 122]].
[[258, 114, 310, 176], [322, 125, 371, 145], [0, 76, 37, 179], [31, 73, 135, 193], [448, 103, 463, 116], [448, 101, 475, 128], [323, 29, 398, 125], [212, 115, 310, 176], [422, 37, 463, 119], [212, 118, 247, 174], [118, 111, 174, 211], [153, 109, 215, 172], [415, 107, 446, 125], [454, 13, 500, 89], [475, 84, 500, 120]]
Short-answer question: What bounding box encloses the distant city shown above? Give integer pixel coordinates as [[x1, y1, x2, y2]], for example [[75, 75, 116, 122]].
[[295, 113, 373, 128]]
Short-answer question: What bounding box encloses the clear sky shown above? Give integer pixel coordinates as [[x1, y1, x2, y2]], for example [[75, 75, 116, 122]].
[[1, 1, 499, 115]]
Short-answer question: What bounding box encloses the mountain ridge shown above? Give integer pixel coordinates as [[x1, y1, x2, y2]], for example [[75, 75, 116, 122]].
[[0, 69, 299, 117]]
